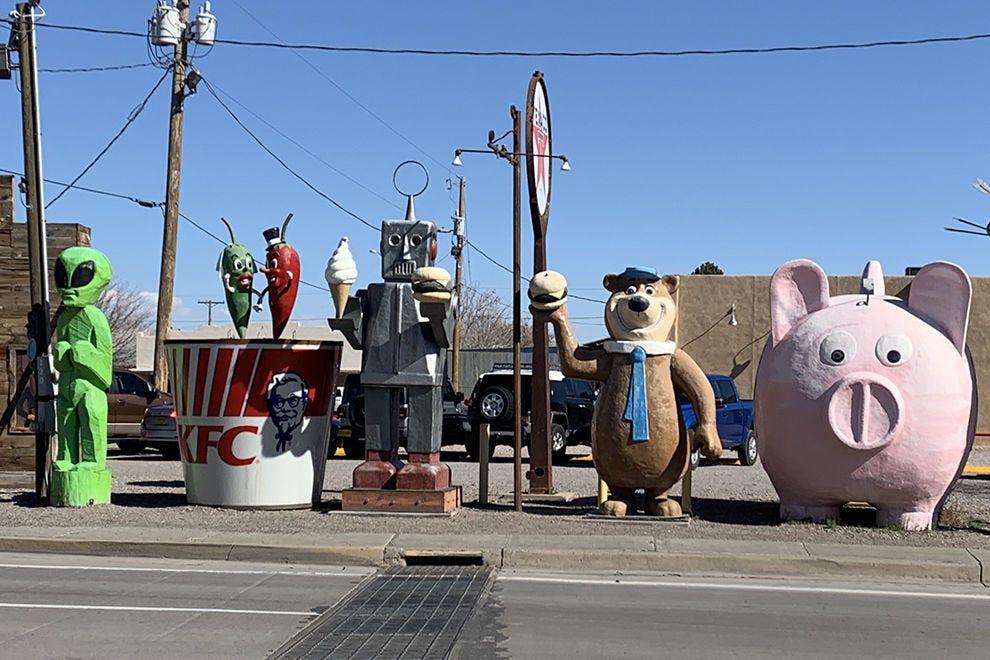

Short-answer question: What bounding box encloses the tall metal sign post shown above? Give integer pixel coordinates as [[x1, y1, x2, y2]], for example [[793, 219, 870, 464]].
[[526, 71, 553, 493]]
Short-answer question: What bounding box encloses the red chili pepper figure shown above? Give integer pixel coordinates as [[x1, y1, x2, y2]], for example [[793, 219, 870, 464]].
[[257, 213, 301, 339]]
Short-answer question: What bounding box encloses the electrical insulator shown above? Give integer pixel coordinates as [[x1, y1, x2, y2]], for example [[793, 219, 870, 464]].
[[150, 0, 183, 46], [192, 1, 217, 46]]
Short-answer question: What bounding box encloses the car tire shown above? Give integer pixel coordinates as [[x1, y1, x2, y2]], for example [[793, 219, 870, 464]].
[[689, 447, 700, 471], [477, 385, 513, 424], [327, 435, 341, 459], [550, 423, 568, 464], [117, 440, 145, 455], [342, 436, 365, 460], [738, 428, 758, 466], [465, 430, 496, 462]]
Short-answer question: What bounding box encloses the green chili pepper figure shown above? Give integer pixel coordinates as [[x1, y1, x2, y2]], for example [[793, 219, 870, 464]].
[[216, 217, 259, 338], [50, 246, 114, 507]]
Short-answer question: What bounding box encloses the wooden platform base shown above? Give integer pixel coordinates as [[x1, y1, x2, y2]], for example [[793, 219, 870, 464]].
[[341, 486, 461, 513]]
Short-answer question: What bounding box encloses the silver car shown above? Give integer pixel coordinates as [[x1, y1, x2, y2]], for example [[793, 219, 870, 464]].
[[139, 402, 180, 460]]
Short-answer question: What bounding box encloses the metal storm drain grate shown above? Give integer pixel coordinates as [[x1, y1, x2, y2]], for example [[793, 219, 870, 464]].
[[270, 565, 494, 660]]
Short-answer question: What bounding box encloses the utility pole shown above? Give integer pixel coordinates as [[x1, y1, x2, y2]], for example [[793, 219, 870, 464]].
[[197, 299, 222, 325], [510, 105, 523, 512], [13, 2, 55, 500], [152, 0, 190, 393], [450, 176, 465, 393]]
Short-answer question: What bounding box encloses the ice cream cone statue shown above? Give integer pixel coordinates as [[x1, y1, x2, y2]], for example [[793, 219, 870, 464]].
[[326, 237, 357, 319]]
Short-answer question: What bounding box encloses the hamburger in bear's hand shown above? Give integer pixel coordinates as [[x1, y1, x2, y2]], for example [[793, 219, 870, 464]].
[[411, 266, 452, 303], [528, 270, 568, 311]]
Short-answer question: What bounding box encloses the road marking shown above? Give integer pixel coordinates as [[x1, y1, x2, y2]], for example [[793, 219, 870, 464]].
[[0, 562, 370, 577], [0, 602, 314, 616], [498, 575, 990, 600], [964, 466, 990, 474]]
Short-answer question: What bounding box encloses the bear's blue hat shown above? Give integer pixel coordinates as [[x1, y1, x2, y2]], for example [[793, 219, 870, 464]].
[[618, 266, 659, 282]]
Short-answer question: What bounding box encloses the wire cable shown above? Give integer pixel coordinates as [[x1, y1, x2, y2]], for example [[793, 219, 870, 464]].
[[228, 0, 453, 178], [205, 79, 402, 211], [199, 75, 378, 232], [45, 67, 171, 209], [30, 21, 990, 58], [38, 62, 156, 73]]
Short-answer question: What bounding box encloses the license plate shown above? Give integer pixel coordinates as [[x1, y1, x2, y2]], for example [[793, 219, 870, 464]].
[[152, 418, 170, 426], [338, 428, 351, 438]]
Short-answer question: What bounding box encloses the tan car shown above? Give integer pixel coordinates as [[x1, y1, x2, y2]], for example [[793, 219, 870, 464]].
[[107, 370, 171, 454]]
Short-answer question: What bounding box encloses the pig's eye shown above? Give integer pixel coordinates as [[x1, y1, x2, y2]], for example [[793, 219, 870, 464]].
[[819, 331, 856, 366], [875, 335, 912, 367]]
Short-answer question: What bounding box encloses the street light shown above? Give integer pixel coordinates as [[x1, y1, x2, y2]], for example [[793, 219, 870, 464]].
[[452, 113, 570, 511]]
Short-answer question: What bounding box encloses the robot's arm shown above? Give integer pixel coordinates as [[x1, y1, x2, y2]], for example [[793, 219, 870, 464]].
[[328, 293, 364, 350], [419, 298, 454, 349]]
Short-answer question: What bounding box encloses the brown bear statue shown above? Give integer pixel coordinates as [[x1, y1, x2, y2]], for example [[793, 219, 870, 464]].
[[529, 266, 722, 516]]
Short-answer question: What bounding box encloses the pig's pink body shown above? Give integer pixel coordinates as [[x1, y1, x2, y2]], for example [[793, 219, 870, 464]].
[[754, 260, 975, 530]]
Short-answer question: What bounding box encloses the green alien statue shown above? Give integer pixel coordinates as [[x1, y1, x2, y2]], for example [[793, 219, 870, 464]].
[[50, 246, 114, 507]]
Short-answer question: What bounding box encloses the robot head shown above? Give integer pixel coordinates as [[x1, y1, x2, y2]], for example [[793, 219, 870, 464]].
[[380, 220, 437, 281], [54, 246, 112, 308]]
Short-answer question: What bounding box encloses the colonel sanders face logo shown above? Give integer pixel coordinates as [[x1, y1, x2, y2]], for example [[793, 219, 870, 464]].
[[266, 371, 309, 453]]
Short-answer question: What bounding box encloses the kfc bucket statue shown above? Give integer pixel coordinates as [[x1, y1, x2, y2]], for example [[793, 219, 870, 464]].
[[165, 339, 342, 508]]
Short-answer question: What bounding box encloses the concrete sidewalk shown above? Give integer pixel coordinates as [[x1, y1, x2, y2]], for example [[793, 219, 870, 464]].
[[0, 525, 985, 586]]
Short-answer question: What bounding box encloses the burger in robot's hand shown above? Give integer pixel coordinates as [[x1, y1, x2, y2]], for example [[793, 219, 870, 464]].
[[411, 267, 452, 303], [528, 270, 568, 312]]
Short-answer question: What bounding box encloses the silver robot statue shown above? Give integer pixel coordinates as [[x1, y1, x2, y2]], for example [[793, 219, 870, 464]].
[[328, 199, 455, 492]]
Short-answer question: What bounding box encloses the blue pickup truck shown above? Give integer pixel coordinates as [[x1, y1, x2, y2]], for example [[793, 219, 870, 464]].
[[680, 374, 757, 468]]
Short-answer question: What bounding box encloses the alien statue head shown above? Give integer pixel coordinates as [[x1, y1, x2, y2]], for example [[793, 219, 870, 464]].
[[379, 220, 438, 281], [54, 246, 112, 308]]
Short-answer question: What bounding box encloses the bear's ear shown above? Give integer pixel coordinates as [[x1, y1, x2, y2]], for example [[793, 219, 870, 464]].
[[770, 259, 829, 344], [908, 262, 971, 355], [602, 273, 622, 292], [661, 274, 679, 294]]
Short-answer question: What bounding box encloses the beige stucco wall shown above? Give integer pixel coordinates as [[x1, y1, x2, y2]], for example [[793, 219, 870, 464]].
[[675, 273, 989, 434]]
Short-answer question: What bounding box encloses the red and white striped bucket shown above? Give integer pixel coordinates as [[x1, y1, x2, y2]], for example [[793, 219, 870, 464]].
[[165, 339, 342, 508]]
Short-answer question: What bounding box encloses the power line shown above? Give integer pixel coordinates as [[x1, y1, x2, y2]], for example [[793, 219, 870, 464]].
[[45, 67, 171, 209], [29, 21, 990, 58], [227, 0, 453, 178], [38, 62, 156, 73], [199, 74, 379, 232], [205, 79, 402, 211]]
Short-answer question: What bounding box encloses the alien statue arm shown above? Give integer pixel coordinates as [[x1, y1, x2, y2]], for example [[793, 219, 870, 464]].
[[670, 349, 722, 459], [54, 308, 113, 391]]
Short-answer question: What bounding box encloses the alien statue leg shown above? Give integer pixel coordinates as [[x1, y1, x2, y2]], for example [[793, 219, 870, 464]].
[[396, 385, 450, 490], [352, 385, 402, 489], [55, 389, 80, 466], [51, 382, 112, 507]]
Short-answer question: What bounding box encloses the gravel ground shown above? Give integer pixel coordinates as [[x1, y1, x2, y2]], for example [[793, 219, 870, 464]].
[[1, 445, 988, 549]]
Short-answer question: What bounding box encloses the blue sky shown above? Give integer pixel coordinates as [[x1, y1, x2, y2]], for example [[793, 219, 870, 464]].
[[4, 1, 990, 344]]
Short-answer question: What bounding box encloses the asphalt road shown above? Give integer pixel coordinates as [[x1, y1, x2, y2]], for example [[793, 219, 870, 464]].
[[3, 552, 987, 660], [0, 552, 372, 659]]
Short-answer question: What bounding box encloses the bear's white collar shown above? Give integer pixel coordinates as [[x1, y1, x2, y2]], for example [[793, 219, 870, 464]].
[[603, 340, 676, 355]]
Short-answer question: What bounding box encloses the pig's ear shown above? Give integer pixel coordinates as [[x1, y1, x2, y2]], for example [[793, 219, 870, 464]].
[[770, 259, 829, 344], [909, 262, 971, 355]]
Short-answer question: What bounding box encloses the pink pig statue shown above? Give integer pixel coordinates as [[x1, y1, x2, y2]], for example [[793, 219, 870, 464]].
[[754, 259, 976, 531]]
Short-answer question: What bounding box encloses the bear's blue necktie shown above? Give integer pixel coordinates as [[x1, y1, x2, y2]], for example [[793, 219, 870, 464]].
[[623, 346, 649, 442]]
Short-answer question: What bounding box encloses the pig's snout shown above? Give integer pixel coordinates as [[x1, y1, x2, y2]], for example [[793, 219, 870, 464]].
[[826, 372, 903, 450]]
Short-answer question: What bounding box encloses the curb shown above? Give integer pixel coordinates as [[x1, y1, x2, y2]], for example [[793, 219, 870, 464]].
[[0, 532, 984, 586]]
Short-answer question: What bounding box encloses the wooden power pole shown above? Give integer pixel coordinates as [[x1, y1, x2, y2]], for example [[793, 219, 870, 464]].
[[450, 176, 465, 393], [14, 2, 55, 499], [153, 0, 190, 392]]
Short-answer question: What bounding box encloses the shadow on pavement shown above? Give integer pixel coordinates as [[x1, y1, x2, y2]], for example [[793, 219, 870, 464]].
[[128, 480, 184, 488], [684, 497, 780, 526], [110, 492, 188, 508]]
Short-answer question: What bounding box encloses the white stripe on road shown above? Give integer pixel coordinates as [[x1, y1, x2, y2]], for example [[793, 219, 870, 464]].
[[498, 575, 990, 600], [0, 562, 370, 577], [0, 602, 314, 616]]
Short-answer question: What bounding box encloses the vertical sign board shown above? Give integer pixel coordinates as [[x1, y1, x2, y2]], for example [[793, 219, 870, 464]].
[[526, 71, 553, 492], [526, 72, 552, 238]]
